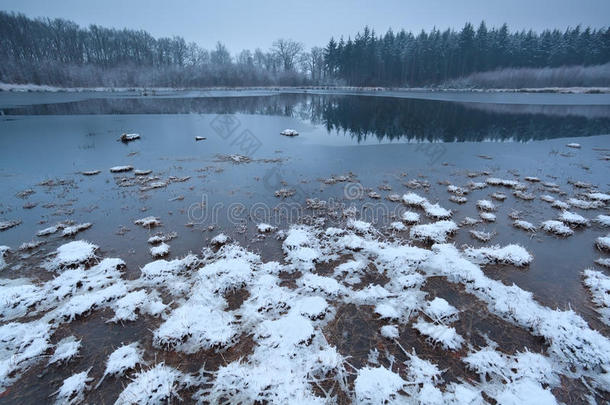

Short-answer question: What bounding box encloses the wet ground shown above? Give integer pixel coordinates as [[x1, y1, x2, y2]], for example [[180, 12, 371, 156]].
[[0, 90, 609, 403]]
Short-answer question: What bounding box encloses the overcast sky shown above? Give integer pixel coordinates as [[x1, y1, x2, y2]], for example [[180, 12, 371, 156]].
[[1, 0, 608, 53]]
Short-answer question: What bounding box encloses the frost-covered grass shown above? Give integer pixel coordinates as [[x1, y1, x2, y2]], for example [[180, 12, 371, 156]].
[[463, 244, 533, 266], [410, 220, 458, 243], [583, 269, 610, 326], [596, 235, 610, 251], [541, 220, 573, 236], [2, 214, 610, 403]]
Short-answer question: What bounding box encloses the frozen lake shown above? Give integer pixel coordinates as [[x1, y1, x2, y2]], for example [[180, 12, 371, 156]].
[[0, 90, 609, 403]]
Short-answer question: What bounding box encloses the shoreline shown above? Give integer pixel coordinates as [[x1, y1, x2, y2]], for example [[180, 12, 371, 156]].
[[1, 82, 609, 95]]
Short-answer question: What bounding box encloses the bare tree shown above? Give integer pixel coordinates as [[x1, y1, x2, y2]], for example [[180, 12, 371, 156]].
[[301, 46, 325, 81], [271, 38, 304, 71]]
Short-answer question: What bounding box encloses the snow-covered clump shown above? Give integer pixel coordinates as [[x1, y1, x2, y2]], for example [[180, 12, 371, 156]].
[[566, 143, 581, 148], [479, 212, 496, 222], [541, 220, 573, 236], [115, 364, 188, 405], [551, 200, 570, 210], [380, 325, 399, 339], [97, 343, 143, 388], [460, 217, 480, 226], [583, 269, 610, 325], [402, 192, 427, 207], [109, 165, 134, 173], [524, 176, 540, 182], [513, 190, 535, 200], [48, 336, 81, 366], [44, 240, 98, 270], [587, 192, 610, 202], [596, 235, 610, 251], [134, 216, 161, 228], [413, 318, 464, 350], [540, 194, 555, 203], [390, 221, 406, 231], [470, 230, 494, 242], [447, 185, 467, 195], [282, 225, 322, 271], [0, 246, 9, 270], [595, 258, 610, 268], [449, 195, 468, 204], [62, 222, 92, 237], [210, 233, 229, 246], [595, 215, 610, 227], [476, 199, 496, 211], [513, 220, 536, 232], [280, 129, 298, 136], [463, 244, 533, 266], [422, 202, 452, 219], [410, 220, 458, 243], [568, 198, 603, 210], [354, 366, 406, 404], [558, 211, 588, 226], [257, 223, 276, 233], [52, 370, 91, 404], [401, 211, 420, 224], [491, 192, 507, 201], [150, 243, 170, 258], [423, 298, 459, 323], [148, 232, 177, 244], [486, 177, 524, 189], [120, 133, 140, 142], [347, 219, 373, 233], [37, 223, 66, 236]]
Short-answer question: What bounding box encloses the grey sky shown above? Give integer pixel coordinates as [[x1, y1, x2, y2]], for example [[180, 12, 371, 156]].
[[1, 0, 608, 53]]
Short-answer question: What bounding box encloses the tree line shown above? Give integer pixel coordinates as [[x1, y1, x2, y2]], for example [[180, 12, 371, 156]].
[[0, 11, 608, 87], [324, 23, 610, 86]]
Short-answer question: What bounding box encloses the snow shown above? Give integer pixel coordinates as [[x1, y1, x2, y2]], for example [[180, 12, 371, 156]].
[[541, 220, 573, 236], [354, 366, 406, 404], [566, 143, 581, 148], [595, 235, 610, 251], [45, 241, 98, 271], [568, 198, 603, 210], [115, 363, 187, 405], [280, 129, 299, 136], [0, 246, 8, 271], [48, 336, 81, 366], [558, 211, 588, 226], [595, 214, 610, 227], [210, 233, 229, 246], [120, 133, 140, 142], [479, 212, 496, 222], [401, 211, 420, 224], [513, 220, 537, 232], [402, 192, 427, 206], [52, 370, 91, 405], [476, 199, 496, 211], [424, 297, 459, 323], [150, 242, 170, 258], [134, 216, 161, 228], [347, 218, 373, 233], [469, 230, 494, 242], [583, 269, 610, 325], [97, 343, 143, 388], [491, 192, 507, 201], [147, 232, 177, 244], [449, 195, 468, 204], [413, 318, 464, 350], [551, 200, 570, 210], [595, 257, 610, 268], [62, 222, 92, 237], [109, 165, 134, 173], [410, 220, 458, 243], [422, 202, 452, 219], [390, 221, 406, 231], [37, 223, 66, 236], [380, 325, 399, 339], [587, 192, 610, 202], [257, 223, 276, 233], [463, 244, 533, 266]]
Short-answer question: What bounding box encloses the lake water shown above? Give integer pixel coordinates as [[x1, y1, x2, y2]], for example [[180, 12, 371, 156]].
[[0, 90, 609, 403]]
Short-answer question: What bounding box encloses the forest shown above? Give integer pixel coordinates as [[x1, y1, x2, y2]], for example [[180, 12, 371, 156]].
[[1, 11, 609, 88]]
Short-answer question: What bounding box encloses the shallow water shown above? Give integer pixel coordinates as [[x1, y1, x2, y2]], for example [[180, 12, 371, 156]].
[[0, 90, 609, 403]]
